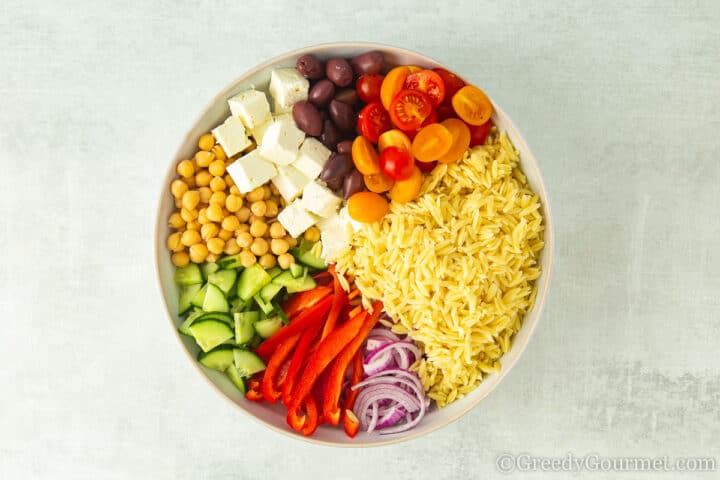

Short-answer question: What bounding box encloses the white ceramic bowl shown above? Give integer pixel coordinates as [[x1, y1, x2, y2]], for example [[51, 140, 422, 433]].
[[155, 42, 553, 447]]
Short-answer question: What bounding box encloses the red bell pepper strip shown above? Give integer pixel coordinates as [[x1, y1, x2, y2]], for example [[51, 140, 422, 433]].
[[342, 349, 365, 414], [281, 285, 332, 319], [282, 320, 323, 406], [301, 395, 319, 436], [288, 307, 367, 413], [343, 409, 360, 438], [262, 333, 301, 403], [255, 295, 333, 360], [323, 302, 382, 425], [312, 271, 333, 283], [320, 268, 348, 342], [347, 288, 361, 301], [245, 377, 264, 402], [348, 305, 362, 319], [286, 402, 305, 431]]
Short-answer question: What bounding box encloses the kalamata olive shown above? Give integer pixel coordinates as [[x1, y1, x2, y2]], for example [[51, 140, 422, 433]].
[[350, 51, 384, 76], [319, 152, 353, 190], [296, 54, 325, 80], [343, 169, 364, 199], [334, 88, 358, 106], [328, 99, 356, 132], [325, 58, 353, 87], [319, 119, 341, 149], [308, 79, 335, 107], [336, 140, 353, 154], [292, 101, 322, 136], [319, 110, 328, 124]]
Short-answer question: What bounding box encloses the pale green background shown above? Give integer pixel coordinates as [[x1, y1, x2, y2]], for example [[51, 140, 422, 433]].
[[1, 0, 719, 479]]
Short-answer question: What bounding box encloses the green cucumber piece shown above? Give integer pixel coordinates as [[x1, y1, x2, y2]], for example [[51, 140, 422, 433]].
[[271, 271, 295, 287], [179, 283, 202, 314], [260, 282, 283, 303], [253, 294, 275, 315], [291, 247, 327, 270], [234, 311, 257, 345], [225, 365, 247, 393], [191, 284, 208, 307], [174, 263, 203, 286], [189, 320, 234, 352], [254, 316, 283, 339], [178, 310, 205, 336], [289, 263, 304, 278], [193, 311, 233, 327], [230, 297, 249, 313], [237, 264, 272, 301], [203, 283, 229, 313], [272, 301, 289, 325], [233, 349, 266, 377], [198, 345, 235, 371], [208, 270, 237, 296], [217, 254, 243, 270], [286, 275, 317, 293], [266, 266, 283, 279], [298, 238, 315, 251], [200, 262, 219, 280]]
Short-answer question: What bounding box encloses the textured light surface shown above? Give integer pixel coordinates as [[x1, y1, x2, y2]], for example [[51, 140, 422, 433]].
[[1, 0, 719, 479]]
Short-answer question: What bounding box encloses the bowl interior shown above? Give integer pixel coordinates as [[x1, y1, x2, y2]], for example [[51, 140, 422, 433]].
[[155, 43, 553, 446]]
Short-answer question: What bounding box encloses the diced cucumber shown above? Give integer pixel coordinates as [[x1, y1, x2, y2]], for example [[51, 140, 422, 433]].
[[266, 266, 283, 279], [203, 283, 229, 313], [200, 262, 219, 280], [271, 271, 295, 287], [198, 345, 235, 371], [249, 335, 263, 349], [179, 283, 202, 314], [254, 316, 283, 339], [208, 270, 237, 296], [260, 282, 283, 303], [217, 254, 243, 270], [225, 365, 247, 393], [291, 247, 327, 270], [253, 294, 275, 315], [189, 320, 234, 352], [298, 238, 315, 251], [194, 311, 233, 327], [178, 310, 205, 337], [289, 263, 305, 278], [286, 275, 317, 293], [234, 311, 257, 345], [191, 284, 208, 307], [230, 297, 249, 313], [237, 264, 272, 301], [272, 301, 289, 325], [174, 264, 203, 286], [233, 349, 267, 377]]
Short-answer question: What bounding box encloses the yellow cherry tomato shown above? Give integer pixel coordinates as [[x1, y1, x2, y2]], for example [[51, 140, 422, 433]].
[[378, 129, 412, 153], [380, 66, 413, 110], [451, 85, 493, 126], [347, 192, 389, 222], [411, 124, 453, 162], [351, 136, 381, 175], [437, 118, 471, 164], [363, 172, 395, 193], [389, 166, 423, 203]]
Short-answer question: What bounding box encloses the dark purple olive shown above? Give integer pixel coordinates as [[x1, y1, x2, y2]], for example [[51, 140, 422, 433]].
[[328, 99, 356, 132], [319, 119, 341, 149], [308, 79, 335, 107], [336, 140, 353, 154], [350, 51, 384, 76], [325, 58, 353, 87], [343, 169, 364, 199], [319, 152, 353, 190], [296, 54, 324, 80], [292, 101, 322, 136], [334, 88, 358, 106]]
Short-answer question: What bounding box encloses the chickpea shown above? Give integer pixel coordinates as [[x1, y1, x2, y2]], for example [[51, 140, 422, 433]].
[[262, 185, 272, 200], [247, 186, 265, 203], [240, 250, 257, 267], [195, 170, 212, 187], [236, 206, 251, 223], [208, 160, 226, 177], [236, 223, 250, 234], [224, 174, 235, 188], [250, 219, 268, 238], [195, 150, 214, 168], [279, 197, 288, 208], [207, 237, 225, 255], [285, 235, 298, 248], [167, 232, 183, 252], [168, 212, 185, 229], [211, 144, 226, 161], [222, 215, 240, 232], [210, 176, 226, 193], [180, 207, 198, 223], [264, 200, 279, 218], [225, 194, 243, 213], [269, 222, 286, 239], [259, 253, 277, 269], [174, 197, 183, 209], [229, 185, 241, 196], [304, 226, 320, 243], [250, 237, 269, 256], [171, 251, 190, 267], [197, 208, 209, 225], [224, 238, 240, 255], [181, 190, 200, 211], [270, 238, 290, 256], [189, 243, 209, 263], [198, 133, 215, 151], [197, 186, 212, 204], [201, 223, 219, 241], [185, 176, 196, 188], [171, 179, 189, 199], [206, 204, 223, 223], [181, 229, 201, 246], [218, 229, 233, 241], [250, 200, 267, 217], [270, 183, 280, 196], [177, 160, 194, 178], [237, 231, 253, 248], [205, 253, 218, 263], [277, 252, 295, 270], [186, 220, 200, 231], [210, 191, 227, 206]]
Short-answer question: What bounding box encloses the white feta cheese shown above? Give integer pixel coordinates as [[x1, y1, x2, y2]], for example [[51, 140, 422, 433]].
[[301, 181, 342, 218], [258, 115, 305, 165], [339, 206, 364, 233], [228, 89, 271, 129], [317, 212, 353, 262], [295, 138, 331, 180], [269, 68, 309, 113], [277, 200, 318, 238], [226, 149, 277, 194], [211, 116, 251, 157], [250, 119, 272, 145], [271, 165, 311, 202]]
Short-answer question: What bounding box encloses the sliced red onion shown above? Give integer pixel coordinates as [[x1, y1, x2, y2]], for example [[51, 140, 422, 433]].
[[376, 405, 406, 429], [368, 328, 400, 341]]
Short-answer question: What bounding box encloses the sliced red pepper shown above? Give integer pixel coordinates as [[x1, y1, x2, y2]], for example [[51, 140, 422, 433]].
[[343, 349, 365, 414], [312, 271, 333, 283], [286, 402, 305, 431], [262, 333, 301, 403], [245, 378, 264, 402], [282, 320, 323, 406], [348, 305, 362, 319], [320, 267, 349, 342], [323, 302, 382, 425], [255, 295, 333, 360], [301, 395, 319, 436], [282, 285, 332, 319], [347, 288, 361, 301], [343, 409, 360, 438]]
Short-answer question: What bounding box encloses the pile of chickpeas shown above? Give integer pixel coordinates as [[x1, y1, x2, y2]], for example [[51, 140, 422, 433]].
[[167, 132, 321, 270]]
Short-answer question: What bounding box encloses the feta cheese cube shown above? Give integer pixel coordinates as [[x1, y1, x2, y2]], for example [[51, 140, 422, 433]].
[[269, 68, 309, 113], [226, 149, 277, 194], [277, 200, 318, 238], [271, 165, 311, 202], [211, 116, 251, 157], [317, 212, 352, 262], [250, 119, 272, 145], [295, 138, 331, 180], [301, 181, 342, 218], [258, 115, 305, 165], [228, 89, 271, 129]]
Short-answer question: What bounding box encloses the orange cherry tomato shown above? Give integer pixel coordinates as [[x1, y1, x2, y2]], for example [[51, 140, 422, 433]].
[[437, 118, 470, 164], [351, 136, 380, 175], [411, 123, 453, 163], [389, 90, 433, 132], [378, 129, 412, 153], [347, 192, 389, 222], [364, 173, 394, 193], [388, 166, 423, 204], [451, 85, 493, 126], [403, 70, 446, 105], [380, 66, 414, 110], [407, 65, 422, 73]]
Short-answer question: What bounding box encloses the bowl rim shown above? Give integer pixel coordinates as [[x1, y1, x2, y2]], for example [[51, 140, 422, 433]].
[[154, 41, 554, 447]]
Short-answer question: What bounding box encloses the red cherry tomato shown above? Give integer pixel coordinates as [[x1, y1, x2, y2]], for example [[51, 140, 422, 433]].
[[416, 160, 436, 172], [388, 89, 433, 132], [356, 74, 384, 103], [379, 146, 415, 181], [357, 101, 391, 143], [432, 68, 465, 102], [469, 119, 493, 147], [436, 104, 457, 121], [403, 70, 446, 106]]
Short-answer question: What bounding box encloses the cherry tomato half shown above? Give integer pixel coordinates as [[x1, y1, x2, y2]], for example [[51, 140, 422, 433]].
[[351, 135, 381, 174], [406, 107, 438, 140], [411, 123, 453, 162], [357, 101, 391, 143], [469, 119, 493, 147], [364, 172, 394, 193], [404, 70, 446, 106], [436, 104, 457, 121], [451, 85, 493, 126], [347, 191, 389, 222], [356, 74, 384, 103], [388, 166, 423, 204], [380, 66, 414, 110], [437, 118, 470, 164], [378, 129, 412, 153], [380, 146, 415, 181], [389, 89, 433, 132], [432, 68, 465, 102]]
